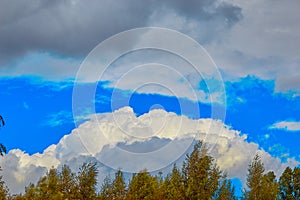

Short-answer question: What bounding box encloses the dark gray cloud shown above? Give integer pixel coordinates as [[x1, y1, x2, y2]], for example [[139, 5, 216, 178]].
[[163, 0, 242, 24], [0, 0, 242, 64]]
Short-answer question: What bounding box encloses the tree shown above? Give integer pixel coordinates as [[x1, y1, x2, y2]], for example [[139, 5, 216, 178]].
[[0, 170, 9, 200], [261, 171, 279, 200], [182, 141, 221, 200], [126, 170, 159, 200], [163, 165, 185, 200], [99, 176, 113, 200], [77, 162, 98, 200], [0, 115, 6, 156], [24, 183, 36, 200], [0, 115, 4, 127], [58, 165, 77, 199], [279, 166, 300, 200], [35, 168, 63, 200], [293, 167, 300, 199], [244, 154, 265, 200], [99, 170, 127, 200], [47, 168, 61, 197], [244, 154, 279, 200], [214, 178, 236, 200], [111, 170, 126, 200]]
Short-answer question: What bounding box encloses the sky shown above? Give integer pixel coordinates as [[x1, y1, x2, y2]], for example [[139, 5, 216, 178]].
[[0, 0, 300, 195]]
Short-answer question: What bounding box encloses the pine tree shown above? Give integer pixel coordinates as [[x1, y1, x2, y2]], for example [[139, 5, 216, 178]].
[[244, 154, 265, 200], [99, 176, 113, 200], [163, 165, 185, 200], [279, 166, 300, 200], [111, 170, 126, 200], [293, 167, 300, 199], [182, 141, 221, 200], [261, 171, 279, 200], [0, 170, 9, 200], [77, 162, 98, 200], [126, 170, 159, 200], [47, 168, 61, 197], [100, 170, 126, 200], [214, 178, 236, 200], [35, 168, 63, 200], [58, 164, 77, 199], [24, 183, 36, 200], [0, 115, 7, 156], [279, 167, 294, 200], [244, 154, 279, 200]]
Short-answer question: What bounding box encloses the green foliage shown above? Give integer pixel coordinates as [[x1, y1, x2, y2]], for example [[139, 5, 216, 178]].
[[99, 170, 126, 200], [182, 141, 221, 199], [126, 170, 159, 200], [261, 171, 279, 200], [58, 165, 77, 199], [162, 165, 185, 200], [214, 177, 236, 200], [111, 170, 126, 200], [77, 162, 98, 200], [24, 183, 36, 200], [293, 167, 300, 199], [0, 171, 9, 200], [20, 163, 98, 200], [2, 140, 299, 200], [279, 166, 300, 200], [35, 168, 63, 199], [244, 154, 265, 199], [244, 154, 280, 200], [99, 176, 113, 200]]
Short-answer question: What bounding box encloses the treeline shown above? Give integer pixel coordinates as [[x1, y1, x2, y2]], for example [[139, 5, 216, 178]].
[[0, 141, 299, 200]]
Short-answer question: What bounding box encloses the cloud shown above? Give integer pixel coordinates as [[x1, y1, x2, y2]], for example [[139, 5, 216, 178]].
[[269, 120, 300, 131], [207, 0, 300, 92], [0, 146, 59, 194], [0, 107, 298, 194], [23, 102, 29, 110], [1, 0, 299, 95], [0, 0, 241, 65], [71, 28, 227, 104], [0, 0, 242, 103], [0, 52, 81, 81], [42, 110, 73, 127]]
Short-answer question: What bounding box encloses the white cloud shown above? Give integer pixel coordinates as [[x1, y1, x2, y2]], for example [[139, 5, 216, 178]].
[[0, 107, 298, 194], [269, 120, 300, 131]]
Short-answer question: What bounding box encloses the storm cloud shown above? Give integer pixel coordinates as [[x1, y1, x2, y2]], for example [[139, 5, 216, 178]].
[[0, 0, 242, 64]]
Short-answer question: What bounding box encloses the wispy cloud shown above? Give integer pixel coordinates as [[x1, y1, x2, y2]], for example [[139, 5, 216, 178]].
[[269, 120, 300, 131], [23, 102, 29, 110], [42, 111, 73, 127]]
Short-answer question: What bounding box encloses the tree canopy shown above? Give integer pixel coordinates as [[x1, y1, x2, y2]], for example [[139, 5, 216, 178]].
[[0, 140, 299, 199]]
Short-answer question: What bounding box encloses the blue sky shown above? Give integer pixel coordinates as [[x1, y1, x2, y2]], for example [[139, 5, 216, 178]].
[[0, 0, 300, 195], [1, 75, 299, 159]]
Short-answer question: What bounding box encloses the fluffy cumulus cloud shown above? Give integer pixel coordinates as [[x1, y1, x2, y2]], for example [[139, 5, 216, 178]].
[[270, 120, 300, 131], [0, 107, 298, 194]]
